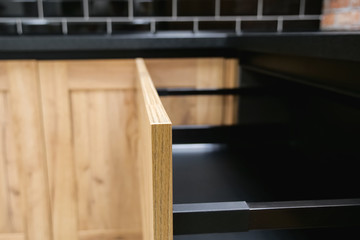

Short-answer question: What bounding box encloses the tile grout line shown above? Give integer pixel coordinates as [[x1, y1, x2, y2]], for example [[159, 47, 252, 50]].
[[151, 19, 156, 33], [235, 17, 241, 34], [16, 19, 22, 35], [277, 16, 283, 32], [215, 0, 221, 18], [172, 0, 177, 19], [129, 0, 134, 20], [0, 15, 322, 22], [62, 18, 68, 35], [257, 0, 263, 19], [106, 18, 112, 34], [37, 0, 44, 18], [299, 0, 306, 17], [193, 18, 199, 33], [83, 0, 89, 19]]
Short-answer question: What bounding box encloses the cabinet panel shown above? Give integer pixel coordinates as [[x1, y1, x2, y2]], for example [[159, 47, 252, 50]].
[[4, 61, 53, 240], [39, 60, 142, 239], [146, 58, 239, 125]]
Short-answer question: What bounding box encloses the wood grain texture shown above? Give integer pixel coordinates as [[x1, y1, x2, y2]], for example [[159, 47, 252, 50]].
[[71, 90, 141, 231], [0, 233, 23, 240], [67, 60, 135, 90], [147, 58, 238, 126], [0, 64, 7, 91], [0, 93, 23, 233], [38, 62, 78, 240], [196, 58, 224, 125], [136, 59, 172, 240], [145, 59, 197, 88], [223, 59, 239, 125], [7, 61, 53, 240], [78, 229, 141, 240]]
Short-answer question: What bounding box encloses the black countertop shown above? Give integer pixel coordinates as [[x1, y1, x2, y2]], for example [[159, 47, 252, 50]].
[[0, 32, 359, 62]]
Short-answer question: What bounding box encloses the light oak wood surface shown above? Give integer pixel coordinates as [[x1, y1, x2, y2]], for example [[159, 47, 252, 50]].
[[145, 58, 239, 125], [38, 60, 142, 238], [136, 59, 172, 240], [39, 61, 78, 240], [7, 61, 53, 240]]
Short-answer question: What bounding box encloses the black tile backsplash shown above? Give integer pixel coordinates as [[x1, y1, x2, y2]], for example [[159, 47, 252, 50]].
[[283, 20, 320, 32], [134, 0, 172, 16], [263, 0, 300, 15], [89, 0, 128, 17], [241, 20, 278, 32], [0, 0, 323, 35], [199, 21, 236, 32], [0, 22, 17, 35], [43, 0, 83, 17], [22, 21, 63, 35], [305, 0, 323, 15], [112, 21, 151, 33], [68, 22, 107, 34], [221, 0, 258, 16], [0, 0, 38, 17], [178, 0, 215, 16], [156, 21, 193, 31]]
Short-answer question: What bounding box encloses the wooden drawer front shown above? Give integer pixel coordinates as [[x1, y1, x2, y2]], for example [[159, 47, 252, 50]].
[[0, 59, 173, 240]]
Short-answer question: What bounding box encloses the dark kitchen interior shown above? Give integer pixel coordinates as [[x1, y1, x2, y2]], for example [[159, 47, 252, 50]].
[[0, 0, 359, 240]]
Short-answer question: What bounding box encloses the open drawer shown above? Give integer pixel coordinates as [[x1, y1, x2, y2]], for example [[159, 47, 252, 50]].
[[0, 59, 171, 240], [0, 58, 359, 240]]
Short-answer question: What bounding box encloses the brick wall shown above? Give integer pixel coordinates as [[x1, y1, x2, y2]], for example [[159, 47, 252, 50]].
[[322, 0, 360, 30]]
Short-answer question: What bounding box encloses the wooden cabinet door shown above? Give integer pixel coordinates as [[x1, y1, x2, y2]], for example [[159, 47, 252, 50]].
[[38, 60, 144, 240], [0, 61, 52, 240], [0, 59, 173, 240]]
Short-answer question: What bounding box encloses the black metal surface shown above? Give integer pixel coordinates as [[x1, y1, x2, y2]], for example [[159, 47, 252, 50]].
[[172, 124, 289, 144], [157, 87, 268, 96], [248, 199, 360, 230], [173, 199, 360, 235], [1, 33, 360, 62], [240, 53, 360, 98], [173, 201, 249, 235]]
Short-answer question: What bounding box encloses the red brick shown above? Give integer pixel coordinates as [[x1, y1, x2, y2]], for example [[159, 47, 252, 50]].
[[322, 13, 336, 27], [336, 10, 360, 25], [329, 0, 351, 9], [352, 0, 360, 7]]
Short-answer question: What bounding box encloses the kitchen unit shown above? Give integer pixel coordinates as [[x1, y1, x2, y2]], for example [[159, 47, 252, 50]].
[[0, 32, 359, 240]]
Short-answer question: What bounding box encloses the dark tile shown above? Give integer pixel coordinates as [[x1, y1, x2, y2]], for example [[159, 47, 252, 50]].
[[0, 22, 17, 35], [89, 0, 128, 17], [283, 20, 320, 32], [305, 0, 323, 15], [134, 0, 172, 16], [67, 22, 107, 35], [178, 0, 215, 16], [263, 0, 300, 15], [43, 0, 83, 17], [220, 0, 258, 16], [156, 21, 193, 31], [112, 21, 151, 33], [22, 21, 63, 35], [0, 0, 38, 17], [199, 21, 236, 32], [241, 20, 277, 32]]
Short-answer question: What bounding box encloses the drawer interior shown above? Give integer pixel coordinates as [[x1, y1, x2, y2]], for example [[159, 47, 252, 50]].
[[153, 59, 360, 237]]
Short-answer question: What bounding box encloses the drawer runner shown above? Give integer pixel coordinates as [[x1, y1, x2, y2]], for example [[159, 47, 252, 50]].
[[173, 199, 360, 235]]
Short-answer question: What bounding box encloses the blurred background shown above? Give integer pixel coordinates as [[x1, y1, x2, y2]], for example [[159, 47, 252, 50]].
[[1, 0, 357, 35]]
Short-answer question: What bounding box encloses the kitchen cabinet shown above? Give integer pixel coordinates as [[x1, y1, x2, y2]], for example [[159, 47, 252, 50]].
[[0, 58, 238, 240], [1, 57, 359, 240]]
